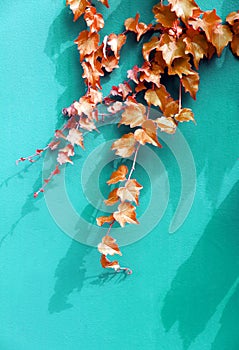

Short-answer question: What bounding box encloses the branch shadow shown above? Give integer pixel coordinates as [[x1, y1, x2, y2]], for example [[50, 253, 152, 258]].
[[160, 180, 239, 349]]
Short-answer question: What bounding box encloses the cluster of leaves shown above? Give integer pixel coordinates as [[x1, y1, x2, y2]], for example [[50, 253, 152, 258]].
[[17, 0, 239, 273]]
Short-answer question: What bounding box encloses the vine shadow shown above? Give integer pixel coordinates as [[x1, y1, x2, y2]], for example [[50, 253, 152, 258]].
[[160, 180, 239, 349]]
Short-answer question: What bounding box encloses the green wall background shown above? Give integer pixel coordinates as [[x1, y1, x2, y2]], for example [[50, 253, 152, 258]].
[[1, 1, 239, 349]]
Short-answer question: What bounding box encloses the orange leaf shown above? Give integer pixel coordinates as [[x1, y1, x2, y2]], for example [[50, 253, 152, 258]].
[[231, 34, 239, 56], [102, 55, 119, 72], [75, 30, 100, 61], [117, 179, 143, 205], [66, 0, 90, 21], [144, 85, 178, 117], [159, 34, 186, 66], [107, 33, 127, 59], [119, 101, 147, 128], [125, 13, 152, 41], [104, 188, 119, 206], [155, 116, 177, 134], [142, 36, 160, 61], [111, 133, 136, 158], [181, 71, 199, 100], [175, 108, 194, 122], [134, 120, 162, 147], [100, 255, 120, 270], [107, 165, 128, 185], [168, 0, 199, 22], [113, 202, 139, 227], [211, 24, 232, 56], [189, 10, 221, 43], [82, 60, 103, 89], [96, 214, 114, 226], [98, 235, 122, 256], [226, 11, 239, 26], [183, 29, 208, 69], [168, 56, 192, 77], [84, 6, 104, 33], [153, 3, 178, 28]]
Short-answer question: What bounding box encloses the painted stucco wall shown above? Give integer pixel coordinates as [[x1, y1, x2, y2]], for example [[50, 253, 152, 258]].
[[1, 1, 239, 349]]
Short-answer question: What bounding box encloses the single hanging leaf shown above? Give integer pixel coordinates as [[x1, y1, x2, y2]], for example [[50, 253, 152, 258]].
[[98, 235, 122, 256], [117, 179, 143, 205], [119, 101, 147, 128], [168, 0, 199, 23], [175, 108, 194, 122], [107, 101, 123, 114], [66, 128, 84, 148], [153, 3, 178, 28], [75, 31, 100, 61], [155, 116, 177, 134], [211, 24, 232, 56], [113, 202, 139, 227], [125, 13, 152, 41], [107, 165, 128, 185], [134, 120, 162, 147], [181, 71, 199, 100], [96, 214, 114, 226], [111, 133, 136, 158], [100, 255, 120, 270], [66, 0, 90, 21], [104, 188, 119, 205], [84, 6, 104, 33]]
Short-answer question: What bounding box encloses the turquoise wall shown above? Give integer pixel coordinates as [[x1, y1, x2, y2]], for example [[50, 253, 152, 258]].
[[1, 1, 239, 349]]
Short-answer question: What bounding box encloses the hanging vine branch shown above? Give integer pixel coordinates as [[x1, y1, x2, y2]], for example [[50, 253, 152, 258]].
[[17, 0, 239, 274]]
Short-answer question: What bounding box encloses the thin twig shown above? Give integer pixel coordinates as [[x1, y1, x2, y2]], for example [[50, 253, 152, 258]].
[[128, 143, 140, 180]]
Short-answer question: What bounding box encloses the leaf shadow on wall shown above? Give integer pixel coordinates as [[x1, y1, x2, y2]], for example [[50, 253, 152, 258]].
[[44, 7, 85, 114], [0, 161, 42, 248], [160, 180, 239, 349], [211, 279, 239, 350]]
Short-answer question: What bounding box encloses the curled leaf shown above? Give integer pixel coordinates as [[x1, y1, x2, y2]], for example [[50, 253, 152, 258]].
[[107, 165, 128, 185], [100, 255, 120, 270], [104, 188, 119, 205], [96, 214, 114, 226]]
